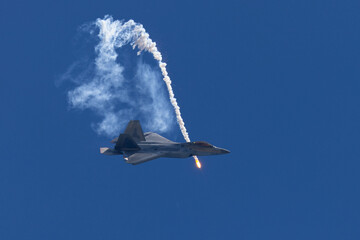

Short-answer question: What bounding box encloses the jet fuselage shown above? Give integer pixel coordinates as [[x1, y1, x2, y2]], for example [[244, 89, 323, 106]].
[[100, 120, 230, 165]]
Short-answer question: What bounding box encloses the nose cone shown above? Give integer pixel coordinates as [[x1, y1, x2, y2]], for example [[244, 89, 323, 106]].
[[219, 148, 230, 154], [214, 147, 230, 155]]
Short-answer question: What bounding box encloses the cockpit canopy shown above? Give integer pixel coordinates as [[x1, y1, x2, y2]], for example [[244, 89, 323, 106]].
[[193, 141, 213, 147]]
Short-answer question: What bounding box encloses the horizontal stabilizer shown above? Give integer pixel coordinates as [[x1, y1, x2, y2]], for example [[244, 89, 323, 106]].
[[100, 147, 109, 154], [100, 147, 120, 155]]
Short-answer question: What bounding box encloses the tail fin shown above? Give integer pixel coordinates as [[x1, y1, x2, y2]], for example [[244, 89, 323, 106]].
[[124, 120, 145, 142], [115, 134, 140, 151], [110, 120, 145, 144]]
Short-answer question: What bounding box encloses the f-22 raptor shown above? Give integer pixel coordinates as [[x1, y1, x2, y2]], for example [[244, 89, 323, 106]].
[[100, 120, 230, 165]]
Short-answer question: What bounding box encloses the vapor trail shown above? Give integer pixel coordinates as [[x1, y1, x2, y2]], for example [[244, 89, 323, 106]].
[[95, 16, 191, 142], [66, 16, 173, 136]]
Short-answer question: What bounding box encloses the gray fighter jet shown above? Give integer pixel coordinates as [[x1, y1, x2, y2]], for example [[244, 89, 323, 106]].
[[100, 120, 230, 165]]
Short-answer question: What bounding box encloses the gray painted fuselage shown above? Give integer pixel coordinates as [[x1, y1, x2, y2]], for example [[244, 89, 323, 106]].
[[104, 141, 229, 158], [100, 120, 230, 165]]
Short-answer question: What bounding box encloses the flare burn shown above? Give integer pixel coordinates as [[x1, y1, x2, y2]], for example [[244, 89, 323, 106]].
[[194, 156, 202, 169]]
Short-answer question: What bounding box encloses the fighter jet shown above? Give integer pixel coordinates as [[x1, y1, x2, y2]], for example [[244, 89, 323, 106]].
[[100, 120, 230, 165]]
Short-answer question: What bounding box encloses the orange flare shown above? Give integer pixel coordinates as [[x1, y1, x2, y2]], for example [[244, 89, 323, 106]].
[[194, 156, 202, 169]]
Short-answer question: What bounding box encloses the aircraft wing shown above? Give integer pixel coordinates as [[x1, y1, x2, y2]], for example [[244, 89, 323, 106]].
[[144, 132, 174, 143], [126, 152, 163, 165]]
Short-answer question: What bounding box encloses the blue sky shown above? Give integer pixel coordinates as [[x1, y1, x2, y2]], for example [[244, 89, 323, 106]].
[[1, 0, 360, 239]]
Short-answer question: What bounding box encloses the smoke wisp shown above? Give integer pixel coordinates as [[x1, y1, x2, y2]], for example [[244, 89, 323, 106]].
[[64, 16, 174, 136], [94, 15, 192, 141]]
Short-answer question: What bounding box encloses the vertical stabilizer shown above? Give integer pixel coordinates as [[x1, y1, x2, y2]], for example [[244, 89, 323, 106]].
[[124, 120, 145, 142], [115, 134, 141, 151]]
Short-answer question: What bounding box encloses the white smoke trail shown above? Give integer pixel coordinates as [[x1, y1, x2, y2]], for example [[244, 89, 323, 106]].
[[65, 16, 173, 136], [92, 15, 191, 141], [66, 15, 192, 142]]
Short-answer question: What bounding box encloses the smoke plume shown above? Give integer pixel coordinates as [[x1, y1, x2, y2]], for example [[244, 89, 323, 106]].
[[94, 15, 191, 141], [64, 16, 174, 136], [64, 15, 201, 167]]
